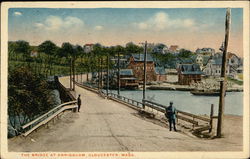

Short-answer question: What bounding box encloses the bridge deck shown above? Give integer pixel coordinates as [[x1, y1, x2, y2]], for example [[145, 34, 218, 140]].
[[8, 76, 242, 152]]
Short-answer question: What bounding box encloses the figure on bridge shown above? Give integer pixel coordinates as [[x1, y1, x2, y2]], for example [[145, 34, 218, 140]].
[[77, 94, 81, 112], [165, 101, 177, 132]]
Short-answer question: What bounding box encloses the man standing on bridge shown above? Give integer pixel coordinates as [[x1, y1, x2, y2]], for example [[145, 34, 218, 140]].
[[77, 94, 81, 112], [165, 101, 177, 131]]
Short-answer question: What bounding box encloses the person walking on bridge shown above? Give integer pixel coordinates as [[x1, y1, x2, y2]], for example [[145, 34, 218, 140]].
[[77, 94, 81, 112], [165, 101, 177, 131]]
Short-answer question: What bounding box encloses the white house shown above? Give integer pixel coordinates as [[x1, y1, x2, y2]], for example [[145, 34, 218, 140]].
[[203, 53, 239, 78], [84, 44, 94, 53]]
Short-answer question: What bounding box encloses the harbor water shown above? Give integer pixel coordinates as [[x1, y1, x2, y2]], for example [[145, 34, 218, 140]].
[[109, 90, 243, 116]]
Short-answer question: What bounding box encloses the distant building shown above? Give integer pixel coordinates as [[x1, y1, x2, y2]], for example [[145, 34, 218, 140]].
[[168, 45, 180, 54], [203, 53, 231, 77], [152, 44, 168, 54], [119, 69, 139, 89], [192, 54, 212, 70], [227, 52, 242, 68], [155, 67, 167, 81], [196, 48, 215, 56], [127, 53, 157, 82], [84, 44, 94, 53], [177, 64, 203, 85], [30, 51, 38, 57]]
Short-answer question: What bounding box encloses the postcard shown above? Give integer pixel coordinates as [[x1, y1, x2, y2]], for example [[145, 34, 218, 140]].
[[1, 1, 249, 159]]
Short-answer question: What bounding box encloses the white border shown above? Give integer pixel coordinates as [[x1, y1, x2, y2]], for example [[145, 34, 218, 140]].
[[1, 1, 249, 159]]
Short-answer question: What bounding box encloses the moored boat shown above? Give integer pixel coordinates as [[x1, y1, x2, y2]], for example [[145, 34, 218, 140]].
[[190, 90, 222, 96]]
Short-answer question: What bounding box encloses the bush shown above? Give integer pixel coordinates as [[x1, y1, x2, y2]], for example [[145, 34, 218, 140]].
[[8, 66, 56, 132]]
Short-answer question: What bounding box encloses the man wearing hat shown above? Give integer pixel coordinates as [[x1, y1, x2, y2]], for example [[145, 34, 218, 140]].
[[77, 94, 81, 112], [165, 101, 177, 131]]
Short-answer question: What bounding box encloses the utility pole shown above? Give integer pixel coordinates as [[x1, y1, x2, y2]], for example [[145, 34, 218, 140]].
[[70, 58, 72, 90], [101, 57, 103, 88], [143, 41, 147, 108], [106, 54, 109, 95], [72, 57, 75, 91], [98, 57, 100, 90], [217, 8, 231, 138], [117, 52, 120, 96]]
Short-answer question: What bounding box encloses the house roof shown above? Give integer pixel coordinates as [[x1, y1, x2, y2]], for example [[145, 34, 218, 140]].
[[120, 69, 134, 76], [178, 58, 194, 64], [202, 55, 212, 65], [155, 67, 166, 75], [169, 45, 179, 51], [178, 64, 203, 75], [84, 44, 93, 46], [131, 53, 154, 62]]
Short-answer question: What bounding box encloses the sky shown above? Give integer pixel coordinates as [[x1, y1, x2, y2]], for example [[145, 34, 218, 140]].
[[8, 8, 243, 56]]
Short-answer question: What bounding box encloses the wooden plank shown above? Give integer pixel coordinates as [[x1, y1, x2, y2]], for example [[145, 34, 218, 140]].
[[177, 110, 210, 122], [194, 125, 211, 133], [143, 99, 166, 109], [176, 114, 198, 125], [145, 104, 164, 113]]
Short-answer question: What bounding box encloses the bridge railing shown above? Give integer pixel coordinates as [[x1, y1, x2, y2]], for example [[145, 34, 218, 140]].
[[142, 99, 213, 132], [108, 92, 144, 109], [21, 101, 77, 137], [75, 82, 214, 133]]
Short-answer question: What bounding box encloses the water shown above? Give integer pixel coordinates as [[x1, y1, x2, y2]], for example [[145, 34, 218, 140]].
[[109, 90, 243, 116], [8, 89, 62, 138]]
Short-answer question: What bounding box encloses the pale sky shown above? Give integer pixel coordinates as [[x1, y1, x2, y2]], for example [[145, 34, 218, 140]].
[[8, 8, 243, 56]]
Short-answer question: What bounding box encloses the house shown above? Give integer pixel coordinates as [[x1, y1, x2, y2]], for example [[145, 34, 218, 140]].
[[155, 67, 167, 81], [119, 69, 139, 89], [30, 51, 38, 57], [127, 53, 157, 82], [177, 64, 203, 85], [203, 53, 231, 77], [196, 48, 215, 56], [152, 44, 168, 54], [168, 45, 180, 54], [192, 54, 212, 70], [84, 44, 94, 53], [227, 52, 242, 68]]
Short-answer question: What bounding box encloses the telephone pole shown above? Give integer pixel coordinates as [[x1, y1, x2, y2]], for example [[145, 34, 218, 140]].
[[106, 54, 109, 95], [143, 41, 147, 102], [70, 58, 72, 90], [117, 52, 120, 96], [217, 8, 231, 138]]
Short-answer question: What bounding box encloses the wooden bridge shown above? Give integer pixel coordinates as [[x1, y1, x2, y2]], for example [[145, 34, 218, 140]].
[[8, 76, 241, 152]]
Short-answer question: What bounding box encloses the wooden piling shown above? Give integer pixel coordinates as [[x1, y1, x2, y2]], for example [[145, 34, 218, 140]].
[[209, 104, 214, 133]]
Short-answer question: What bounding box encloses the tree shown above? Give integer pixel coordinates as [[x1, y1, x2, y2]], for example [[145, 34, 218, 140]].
[[38, 40, 58, 76], [9, 40, 31, 61], [178, 49, 193, 58], [8, 66, 56, 135], [152, 43, 167, 54], [125, 42, 143, 54], [61, 42, 75, 89]]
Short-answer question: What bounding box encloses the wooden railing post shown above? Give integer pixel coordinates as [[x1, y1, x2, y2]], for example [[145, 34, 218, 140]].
[[209, 104, 214, 133]]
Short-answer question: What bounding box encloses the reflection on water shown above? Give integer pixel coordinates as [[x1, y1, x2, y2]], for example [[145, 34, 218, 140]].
[[109, 90, 243, 116]]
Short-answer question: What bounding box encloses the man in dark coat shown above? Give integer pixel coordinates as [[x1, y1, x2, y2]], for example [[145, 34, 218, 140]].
[[165, 101, 177, 131], [77, 94, 81, 112]]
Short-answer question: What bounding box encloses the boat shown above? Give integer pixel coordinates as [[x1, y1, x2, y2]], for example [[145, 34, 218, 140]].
[[190, 90, 221, 96]]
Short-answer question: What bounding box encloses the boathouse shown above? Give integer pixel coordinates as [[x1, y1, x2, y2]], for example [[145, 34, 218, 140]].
[[177, 64, 203, 85], [120, 69, 139, 89]]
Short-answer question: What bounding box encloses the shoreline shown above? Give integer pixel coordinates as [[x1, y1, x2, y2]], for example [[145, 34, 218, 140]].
[[146, 85, 243, 92]]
